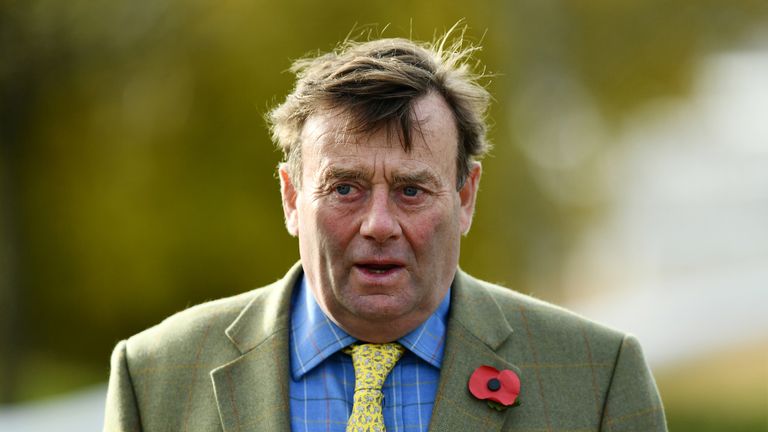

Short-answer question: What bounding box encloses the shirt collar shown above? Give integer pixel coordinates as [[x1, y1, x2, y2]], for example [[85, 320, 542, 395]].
[[290, 275, 451, 380]]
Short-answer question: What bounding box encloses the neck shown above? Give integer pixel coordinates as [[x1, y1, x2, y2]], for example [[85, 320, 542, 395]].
[[332, 313, 428, 343]]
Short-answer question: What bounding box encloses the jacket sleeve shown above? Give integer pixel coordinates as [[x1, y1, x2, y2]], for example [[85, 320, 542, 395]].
[[600, 334, 667, 431], [103, 340, 143, 432]]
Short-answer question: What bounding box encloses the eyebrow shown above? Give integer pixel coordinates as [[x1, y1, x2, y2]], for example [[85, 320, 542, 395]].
[[319, 166, 441, 189], [319, 166, 372, 185], [391, 171, 441, 189]]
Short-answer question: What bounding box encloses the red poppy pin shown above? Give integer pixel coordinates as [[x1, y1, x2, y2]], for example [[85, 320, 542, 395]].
[[468, 365, 521, 411]]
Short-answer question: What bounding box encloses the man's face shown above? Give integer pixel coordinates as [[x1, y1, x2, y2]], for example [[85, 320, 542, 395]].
[[279, 92, 481, 341]]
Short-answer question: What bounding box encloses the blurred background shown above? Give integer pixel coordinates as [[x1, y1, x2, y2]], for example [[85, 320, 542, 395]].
[[1, 0, 767, 431]]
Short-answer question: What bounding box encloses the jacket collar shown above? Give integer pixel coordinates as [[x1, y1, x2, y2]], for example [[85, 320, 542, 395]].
[[427, 269, 520, 432], [223, 261, 301, 354], [450, 268, 515, 349], [210, 262, 302, 432]]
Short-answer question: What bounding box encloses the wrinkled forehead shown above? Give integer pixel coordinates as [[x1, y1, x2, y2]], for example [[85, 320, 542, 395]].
[[300, 93, 459, 157], [300, 115, 418, 156]]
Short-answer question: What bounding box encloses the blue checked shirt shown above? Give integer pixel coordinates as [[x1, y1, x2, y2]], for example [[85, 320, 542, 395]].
[[289, 276, 450, 432]]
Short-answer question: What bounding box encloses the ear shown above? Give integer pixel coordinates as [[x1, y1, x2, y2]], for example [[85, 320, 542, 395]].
[[278, 164, 299, 236], [459, 161, 482, 235]]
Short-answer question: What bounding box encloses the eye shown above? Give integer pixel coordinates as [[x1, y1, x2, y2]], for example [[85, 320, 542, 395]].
[[402, 186, 420, 197], [335, 184, 352, 195]]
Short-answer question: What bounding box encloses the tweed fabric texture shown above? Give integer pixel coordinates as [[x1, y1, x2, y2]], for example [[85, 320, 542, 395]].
[[344, 343, 405, 432], [103, 263, 667, 431]]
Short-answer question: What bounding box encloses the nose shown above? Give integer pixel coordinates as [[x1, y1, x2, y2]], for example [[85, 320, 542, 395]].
[[360, 187, 402, 242]]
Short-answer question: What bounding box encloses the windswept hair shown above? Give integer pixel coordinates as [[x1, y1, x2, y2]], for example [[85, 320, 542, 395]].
[[268, 25, 492, 189]]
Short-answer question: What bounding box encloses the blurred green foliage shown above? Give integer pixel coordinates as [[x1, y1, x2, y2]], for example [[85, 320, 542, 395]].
[[1, 1, 767, 430], [656, 344, 768, 432]]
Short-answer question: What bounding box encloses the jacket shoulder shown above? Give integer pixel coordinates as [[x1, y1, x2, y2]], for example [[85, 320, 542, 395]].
[[123, 279, 283, 365], [105, 270, 298, 431], [465, 273, 627, 352]]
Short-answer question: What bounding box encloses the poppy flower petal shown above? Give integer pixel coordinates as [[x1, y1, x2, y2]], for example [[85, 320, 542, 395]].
[[468, 365, 521, 407]]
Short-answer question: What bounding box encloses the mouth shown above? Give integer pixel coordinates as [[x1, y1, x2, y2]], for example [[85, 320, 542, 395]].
[[356, 264, 399, 274], [353, 261, 405, 276]]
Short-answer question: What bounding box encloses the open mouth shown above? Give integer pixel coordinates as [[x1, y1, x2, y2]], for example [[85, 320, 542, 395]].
[[355, 263, 402, 274]]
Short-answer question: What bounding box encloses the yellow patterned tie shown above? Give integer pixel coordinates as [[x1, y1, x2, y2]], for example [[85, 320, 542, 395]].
[[343, 343, 405, 432]]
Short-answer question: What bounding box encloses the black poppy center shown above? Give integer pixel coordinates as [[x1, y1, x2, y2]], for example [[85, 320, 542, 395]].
[[487, 378, 501, 391]]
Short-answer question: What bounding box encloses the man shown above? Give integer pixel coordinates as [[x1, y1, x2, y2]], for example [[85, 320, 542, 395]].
[[104, 33, 667, 432]]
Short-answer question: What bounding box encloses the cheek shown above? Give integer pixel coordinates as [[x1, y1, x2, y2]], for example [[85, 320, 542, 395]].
[[405, 207, 460, 253], [314, 206, 358, 246]]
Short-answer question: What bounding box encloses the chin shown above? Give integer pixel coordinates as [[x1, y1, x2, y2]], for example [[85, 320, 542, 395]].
[[348, 295, 416, 322]]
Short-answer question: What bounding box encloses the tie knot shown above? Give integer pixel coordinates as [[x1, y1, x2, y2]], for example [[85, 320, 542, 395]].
[[344, 343, 405, 392]]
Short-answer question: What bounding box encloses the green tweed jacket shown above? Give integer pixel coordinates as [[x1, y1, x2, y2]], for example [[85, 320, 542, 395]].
[[104, 263, 667, 431]]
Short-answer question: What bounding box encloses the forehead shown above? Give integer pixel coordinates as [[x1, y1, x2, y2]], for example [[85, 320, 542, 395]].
[[300, 93, 459, 172]]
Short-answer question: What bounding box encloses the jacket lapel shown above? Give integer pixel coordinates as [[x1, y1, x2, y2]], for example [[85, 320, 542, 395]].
[[210, 263, 302, 432], [429, 269, 520, 432]]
